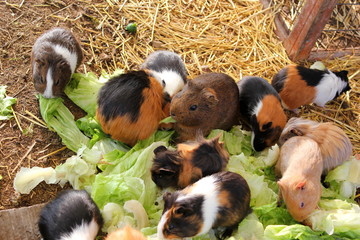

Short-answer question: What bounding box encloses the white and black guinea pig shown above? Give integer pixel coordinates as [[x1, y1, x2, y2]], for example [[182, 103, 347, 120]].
[[38, 189, 103, 240], [140, 50, 188, 98], [151, 135, 229, 189], [271, 64, 350, 111], [237, 76, 287, 152], [31, 27, 83, 98], [157, 171, 251, 239], [96, 70, 170, 146]]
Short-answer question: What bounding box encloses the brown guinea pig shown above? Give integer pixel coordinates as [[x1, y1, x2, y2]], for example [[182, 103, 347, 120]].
[[276, 136, 323, 222], [96, 70, 170, 146], [271, 65, 350, 112], [157, 171, 251, 239], [170, 73, 240, 142], [237, 76, 287, 152], [105, 226, 147, 240], [31, 27, 83, 98], [278, 117, 353, 173], [151, 135, 229, 189]]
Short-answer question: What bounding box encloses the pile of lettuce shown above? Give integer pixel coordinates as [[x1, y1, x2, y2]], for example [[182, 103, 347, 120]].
[[14, 71, 360, 239]]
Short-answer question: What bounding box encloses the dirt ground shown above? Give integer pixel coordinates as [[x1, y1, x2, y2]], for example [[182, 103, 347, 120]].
[[1, 0, 359, 212]]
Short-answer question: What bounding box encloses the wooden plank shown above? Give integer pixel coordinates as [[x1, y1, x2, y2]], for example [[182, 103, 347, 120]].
[[309, 47, 360, 61], [0, 204, 45, 240], [283, 0, 338, 61]]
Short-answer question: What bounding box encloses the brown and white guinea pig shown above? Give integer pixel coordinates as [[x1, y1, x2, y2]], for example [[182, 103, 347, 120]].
[[38, 189, 103, 240], [237, 76, 287, 152], [157, 171, 251, 239], [151, 135, 229, 189], [271, 64, 350, 111], [276, 136, 323, 222], [105, 226, 147, 240], [278, 117, 353, 173], [140, 50, 188, 98], [170, 73, 240, 142], [96, 70, 170, 146], [31, 27, 83, 98]]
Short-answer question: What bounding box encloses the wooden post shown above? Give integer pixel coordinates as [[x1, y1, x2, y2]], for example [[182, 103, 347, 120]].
[[283, 0, 338, 61]]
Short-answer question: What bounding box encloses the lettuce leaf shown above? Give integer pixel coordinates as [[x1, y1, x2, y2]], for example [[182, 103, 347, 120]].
[[0, 85, 16, 120]]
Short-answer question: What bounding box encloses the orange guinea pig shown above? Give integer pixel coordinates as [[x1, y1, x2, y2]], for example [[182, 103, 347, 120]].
[[271, 65, 350, 112], [105, 226, 147, 240], [96, 70, 170, 146], [276, 136, 323, 222]]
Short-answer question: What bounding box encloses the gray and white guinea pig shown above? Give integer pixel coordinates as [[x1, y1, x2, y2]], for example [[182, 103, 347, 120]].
[[276, 136, 323, 222], [105, 226, 147, 240], [278, 117, 353, 173], [96, 70, 170, 146], [170, 72, 240, 142], [31, 27, 83, 98], [237, 76, 287, 152], [38, 189, 103, 240], [271, 64, 350, 111], [151, 135, 229, 189], [140, 50, 188, 98], [157, 171, 251, 239]]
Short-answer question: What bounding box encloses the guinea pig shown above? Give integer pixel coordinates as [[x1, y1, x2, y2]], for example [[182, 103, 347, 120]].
[[271, 64, 350, 111], [278, 117, 353, 173], [237, 76, 287, 152], [151, 135, 229, 189], [276, 136, 323, 222], [140, 50, 188, 98], [96, 70, 170, 146], [105, 226, 147, 240], [170, 72, 240, 142], [157, 171, 251, 239], [38, 189, 103, 240], [31, 27, 83, 98]]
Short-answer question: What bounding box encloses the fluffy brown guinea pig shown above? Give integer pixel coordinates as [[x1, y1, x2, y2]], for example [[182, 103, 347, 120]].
[[278, 117, 353, 173], [31, 27, 83, 98], [157, 171, 251, 239], [276, 136, 323, 222], [237, 76, 287, 152], [170, 73, 240, 142], [271, 64, 350, 112], [105, 226, 147, 240], [96, 70, 170, 146], [151, 135, 229, 189]]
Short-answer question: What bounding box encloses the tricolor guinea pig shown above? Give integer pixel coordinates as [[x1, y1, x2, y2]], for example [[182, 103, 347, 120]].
[[276, 136, 323, 222], [96, 70, 170, 146], [31, 27, 83, 98], [151, 135, 229, 189], [237, 76, 287, 152], [140, 50, 187, 98], [157, 171, 251, 239], [278, 117, 353, 173], [38, 189, 103, 240], [271, 64, 350, 111], [170, 73, 240, 142], [105, 226, 147, 240]]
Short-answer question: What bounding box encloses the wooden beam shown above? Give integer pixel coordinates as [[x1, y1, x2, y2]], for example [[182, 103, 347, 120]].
[[308, 47, 360, 61], [283, 0, 338, 61]]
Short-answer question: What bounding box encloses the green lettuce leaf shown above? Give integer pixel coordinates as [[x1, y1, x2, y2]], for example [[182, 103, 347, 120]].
[[0, 85, 16, 120]]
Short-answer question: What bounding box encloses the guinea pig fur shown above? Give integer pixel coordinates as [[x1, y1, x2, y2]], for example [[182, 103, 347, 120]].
[[276, 136, 323, 222], [237, 76, 287, 152], [96, 70, 170, 146], [105, 226, 147, 240], [157, 171, 251, 239], [151, 136, 229, 189], [140, 50, 188, 98], [278, 117, 353, 173], [38, 189, 103, 240], [271, 64, 350, 111], [31, 27, 83, 98], [170, 72, 240, 142]]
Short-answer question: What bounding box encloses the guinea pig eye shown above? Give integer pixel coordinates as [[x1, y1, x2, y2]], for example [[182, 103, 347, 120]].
[[189, 105, 197, 111], [300, 202, 305, 208], [168, 224, 174, 230], [162, 80, 166, 87]]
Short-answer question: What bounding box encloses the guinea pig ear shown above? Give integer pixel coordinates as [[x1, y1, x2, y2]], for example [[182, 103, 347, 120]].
[[159, 168, 176, 175], [174, 205, 193, 217], [202, 88, 219, 107], [295, 181, 306, 190], [290, 128, 303, 136], [154, 145, 168, 154]]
